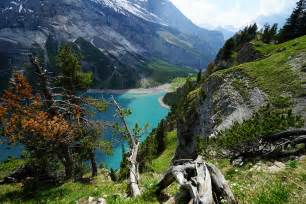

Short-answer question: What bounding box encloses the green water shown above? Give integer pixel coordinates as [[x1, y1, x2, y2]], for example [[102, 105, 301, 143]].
[[0, 91, 169, 170]]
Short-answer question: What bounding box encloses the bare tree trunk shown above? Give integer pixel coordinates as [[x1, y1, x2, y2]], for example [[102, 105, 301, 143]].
[[30, 56, 57, 114], [206, 163, 236, 204], [128, 141, 141, 197], [157, 156, 236, 204], [90, 151, 98, 177], [112, 97, 141, 197]]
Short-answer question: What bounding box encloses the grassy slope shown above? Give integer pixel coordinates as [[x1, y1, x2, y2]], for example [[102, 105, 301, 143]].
[[0, 131, 178, 204], [214, 35, 306, 102], [143, 60, 196, 84], [210, 157, 306, 204], [1, 132, 306, 203]]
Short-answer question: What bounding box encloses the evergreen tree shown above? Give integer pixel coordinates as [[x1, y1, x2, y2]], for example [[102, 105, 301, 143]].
[[57, 44, 93, 93], [156, 119, 166, 153], [262, 23, 278, 43], [197, 69, 202, 83], [279, 0, 306, 42], [221, 37, 236, 60]]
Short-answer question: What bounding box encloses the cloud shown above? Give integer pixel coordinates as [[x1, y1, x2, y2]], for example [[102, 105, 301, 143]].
[[169, 0, 297, 29]]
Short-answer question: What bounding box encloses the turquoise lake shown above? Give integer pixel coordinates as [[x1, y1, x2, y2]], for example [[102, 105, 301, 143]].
[[0, 91, 169, 170]]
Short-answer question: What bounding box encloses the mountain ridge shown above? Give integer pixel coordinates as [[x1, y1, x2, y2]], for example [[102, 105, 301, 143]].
[[0, 0, 224, 89]]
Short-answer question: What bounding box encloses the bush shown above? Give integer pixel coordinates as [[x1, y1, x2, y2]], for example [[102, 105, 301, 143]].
[[215, 104, 304, 150]]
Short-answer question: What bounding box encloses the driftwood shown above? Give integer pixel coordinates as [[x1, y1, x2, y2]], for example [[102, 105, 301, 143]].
[[229, 129, 306, 161], [112, 97, 141, 197], [156, 156, 236, 204]]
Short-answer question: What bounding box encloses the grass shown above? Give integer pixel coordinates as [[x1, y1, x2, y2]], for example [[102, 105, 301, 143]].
[[0, 131, 179, 204], [0, 158, 25, 179], [0, 125, 306, 204], [144, 60, 195, 84], [1, 36, 306, 204], [150, 131, 177, 173], [207, 157, 306, 204], [170, 77, 196, 91], [214, 36, 306, 103], [231, 78, 250, 101]]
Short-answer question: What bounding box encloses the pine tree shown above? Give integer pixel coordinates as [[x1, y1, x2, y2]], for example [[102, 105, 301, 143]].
[[197, 69, 202, 83], [279, 0, 306, 42], [262, 23, 278, 43], [57, 44, 93, 93]]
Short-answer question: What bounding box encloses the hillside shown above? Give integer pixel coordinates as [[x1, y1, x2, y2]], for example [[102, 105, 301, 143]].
[[0, 0, 222, 89], [1, 35, 306, 203]]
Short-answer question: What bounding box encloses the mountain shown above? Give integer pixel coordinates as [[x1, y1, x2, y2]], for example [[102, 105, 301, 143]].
[[0, 0, 224, 89], [214, 25, 237, 40]]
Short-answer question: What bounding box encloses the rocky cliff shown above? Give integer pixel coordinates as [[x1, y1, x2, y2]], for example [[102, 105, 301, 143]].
[[174, 36, 306, 160]]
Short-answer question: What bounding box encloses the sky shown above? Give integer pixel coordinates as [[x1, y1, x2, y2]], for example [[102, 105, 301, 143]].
[[169, 0, 298, 30]]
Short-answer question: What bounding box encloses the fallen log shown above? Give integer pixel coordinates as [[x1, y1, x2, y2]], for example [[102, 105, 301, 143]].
[[0, 165, 33, 184], [263, 129, 306, 142], [156, 156, 236, 204], [228, 129, 306, 162]]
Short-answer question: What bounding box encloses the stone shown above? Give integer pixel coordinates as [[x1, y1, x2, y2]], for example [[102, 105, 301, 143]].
[[232, 157, 244, 167], [77, 197, 106, 204], [267, 161, 285, 173], [299, 155, 306, 161]]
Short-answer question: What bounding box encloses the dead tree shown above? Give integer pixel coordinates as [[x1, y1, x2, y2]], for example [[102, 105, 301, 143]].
[[112, 97, 141, 197], [156, 156, 236, 204], [228, 128, 306, 161]]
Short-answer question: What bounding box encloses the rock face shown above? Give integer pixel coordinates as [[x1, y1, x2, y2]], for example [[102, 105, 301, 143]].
[[197, 72, 267, 138], [175, 71, 267, 160], [0, 0, 224, 88], [289, 52, 306, 125]]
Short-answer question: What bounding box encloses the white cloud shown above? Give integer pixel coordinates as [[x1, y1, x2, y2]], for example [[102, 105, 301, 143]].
[[169, 0, 297, 29]]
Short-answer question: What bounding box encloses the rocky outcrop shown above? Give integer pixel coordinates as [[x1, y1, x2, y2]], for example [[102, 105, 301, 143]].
[[175, 72, 267, 159], [198, 73, 267, 138], [289, 52, 306, 125]]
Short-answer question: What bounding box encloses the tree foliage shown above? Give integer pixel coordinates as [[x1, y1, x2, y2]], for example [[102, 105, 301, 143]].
[[278, 0, 306, 42], [0, 68, 107, 181], [57, 44, 93, 92], [262, 23, 278, 43], [216, 23, 258, 62]]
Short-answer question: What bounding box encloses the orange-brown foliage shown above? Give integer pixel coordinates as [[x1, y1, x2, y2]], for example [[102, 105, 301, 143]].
[[0, 73, 76, 146]]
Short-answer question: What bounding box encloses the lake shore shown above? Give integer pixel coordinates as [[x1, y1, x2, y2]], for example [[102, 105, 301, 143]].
[[87, 84, 172, 109], [159, 96, 170, 109], [87, 84, 172, 94]]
